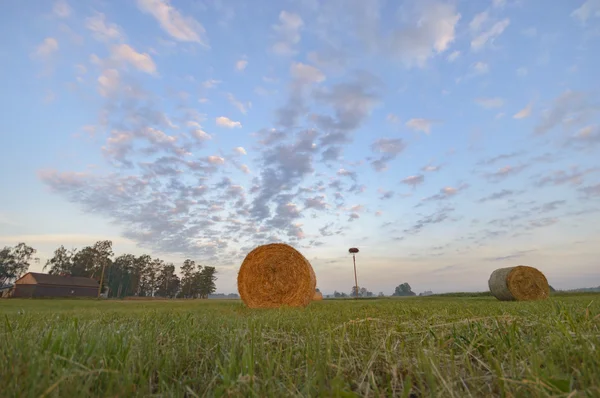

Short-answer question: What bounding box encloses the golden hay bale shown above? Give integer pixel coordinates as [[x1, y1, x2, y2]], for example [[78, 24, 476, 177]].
[[313, 291, 323, 301], [237, 243, 316, 308], [488, 265, 550, 301]]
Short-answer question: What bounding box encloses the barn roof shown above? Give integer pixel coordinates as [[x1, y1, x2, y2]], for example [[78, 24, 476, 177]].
[[17, 272, 99, 288]]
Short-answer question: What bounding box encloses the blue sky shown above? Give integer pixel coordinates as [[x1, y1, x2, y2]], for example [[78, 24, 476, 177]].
[[1, 0, 599, 295]]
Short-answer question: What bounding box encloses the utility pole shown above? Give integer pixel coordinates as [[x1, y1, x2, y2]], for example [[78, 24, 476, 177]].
[[97, 262, 107, 299], [349, 248, 359, 298]]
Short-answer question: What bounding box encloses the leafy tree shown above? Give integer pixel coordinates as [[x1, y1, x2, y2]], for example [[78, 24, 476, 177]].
[[0, 243, 36, 285], [70, 240, 113, 278], [378, 292, 385, 297], [393, 283, 416, 297], [156, 263, 180, 298], [351, 286, 360, 297], [106, 254, 136, 298], [133, 254, 152, 296], [197, 266, 217, 299], [44, 246, 77, 275], [180, 259, 197, 298]]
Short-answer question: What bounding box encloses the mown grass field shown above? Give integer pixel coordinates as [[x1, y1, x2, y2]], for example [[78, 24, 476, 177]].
[[1, 295, 599, 397]]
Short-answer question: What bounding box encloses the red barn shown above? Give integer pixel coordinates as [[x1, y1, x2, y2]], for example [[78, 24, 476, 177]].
[[12, 272, 99, 298]]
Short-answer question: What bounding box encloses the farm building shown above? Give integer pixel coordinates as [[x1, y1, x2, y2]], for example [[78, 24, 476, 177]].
[[12, 272, 99, 298]]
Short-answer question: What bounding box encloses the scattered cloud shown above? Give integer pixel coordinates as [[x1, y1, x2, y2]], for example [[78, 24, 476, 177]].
[[484, 165, 527, 182], [535, 90, 597, 135], [447, 50, 460, 62], [401, 175, 425, 188], [405, 206, 454, 235], [53, 0, 71, 18], [290, 62, 325, 84], [472, 61, 489, 74], [85, 12, 123, 41], [111, 44, 156, 74], [236, 59, 248, 71], [216, 116, 242, 128], [471, 18, 510, 51], [534, 167, 598, 187], [579, 183, 600, 198], [234, 147, 247, 155], [517, 67, 528, 77], [370, 138, 406, 171], [272, 11, 303, 56], [571, 0, 600, 23], [513, 103, 533, 119], [422, 185, 468, 202], [32, 37, 58, 59], [478, 189, 518, 203], [97, 69, 120, 97], [226, 93, 251, 114], [406, 118, 435, 134], [387, 2, 461, 67], [202, 79, 221, 89], [567, 125, 600, 148], [137, 0, 209, 46], [475, 97, 504, 109]]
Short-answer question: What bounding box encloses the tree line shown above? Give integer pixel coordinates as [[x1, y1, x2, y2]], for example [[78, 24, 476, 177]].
[[331, 283, 416, 298], [1, 241, 217, 299]]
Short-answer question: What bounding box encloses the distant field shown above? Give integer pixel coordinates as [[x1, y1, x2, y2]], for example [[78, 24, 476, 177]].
[[1, 295, 599, 397]]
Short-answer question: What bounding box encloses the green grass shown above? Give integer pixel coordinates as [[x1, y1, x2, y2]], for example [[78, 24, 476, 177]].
[[1, 295, 599, 397]]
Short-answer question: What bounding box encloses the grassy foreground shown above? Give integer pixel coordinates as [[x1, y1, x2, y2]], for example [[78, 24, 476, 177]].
[[1, 296, 599, 397]]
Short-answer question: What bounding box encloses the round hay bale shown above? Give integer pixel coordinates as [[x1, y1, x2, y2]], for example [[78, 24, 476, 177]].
[[488, 265, 550, 301], [313, 291, 323, 301], [237, 243, 316, 308]]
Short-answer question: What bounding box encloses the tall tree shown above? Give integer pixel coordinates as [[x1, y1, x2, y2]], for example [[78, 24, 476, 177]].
[[197, 266, 217, 299], [107, 254, 136, 298], [156, 263, 180, 298], [393, 283, 416, 297], [43, 246, 77, 275], [70, 240, 113, 278], [133, 254, 152, 296], [0, 243, 36, 285], [180, 259, 197, 298]]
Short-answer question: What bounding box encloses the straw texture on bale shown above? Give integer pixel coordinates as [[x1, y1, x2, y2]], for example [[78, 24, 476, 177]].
[[237, 243, 316, 308], [313, 291, 323, 301], [488, 265, 550, 301]]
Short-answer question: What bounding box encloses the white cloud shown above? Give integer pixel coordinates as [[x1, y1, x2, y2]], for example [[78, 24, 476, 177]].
[[85, 13, 123, 41], [191, 129, 211, 141], [111, 44, 156, 74], [236, 59, 248, 71], [202, 79, 221, 89], [572, 0, 600, 23], [475, 97, 504, 109], [516, 67, 528, 77], [390, 2, 461, 67], [493, 0, 506, 8], [234, 147, 247, 155], [98, 69, 120, 97], [472, 61, 489, 74], [53, 0, 71, 18], [207, 156, 225, 165], [469, 11, 489, 32], [137, 0, 209, 46], [447, 50, 460, 62], [513, 103, 533, 119], [32, 37, 58, 58], [386, 113, 400, 123], [406, 118, 434, 134], [240, 164, 250, 174], [216, 116, 242, 128], [471, 19, 510, 51], [226, 93, 251, 114], [290, 62, 325, 84], [271, 11, 303, 55], [75, 64, 87, 75]]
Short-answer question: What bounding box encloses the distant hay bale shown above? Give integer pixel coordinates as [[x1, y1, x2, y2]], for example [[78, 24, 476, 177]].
[[488, 265, 550, 301], [313, 291, 323, 301], [237, 243, 316, 308]]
